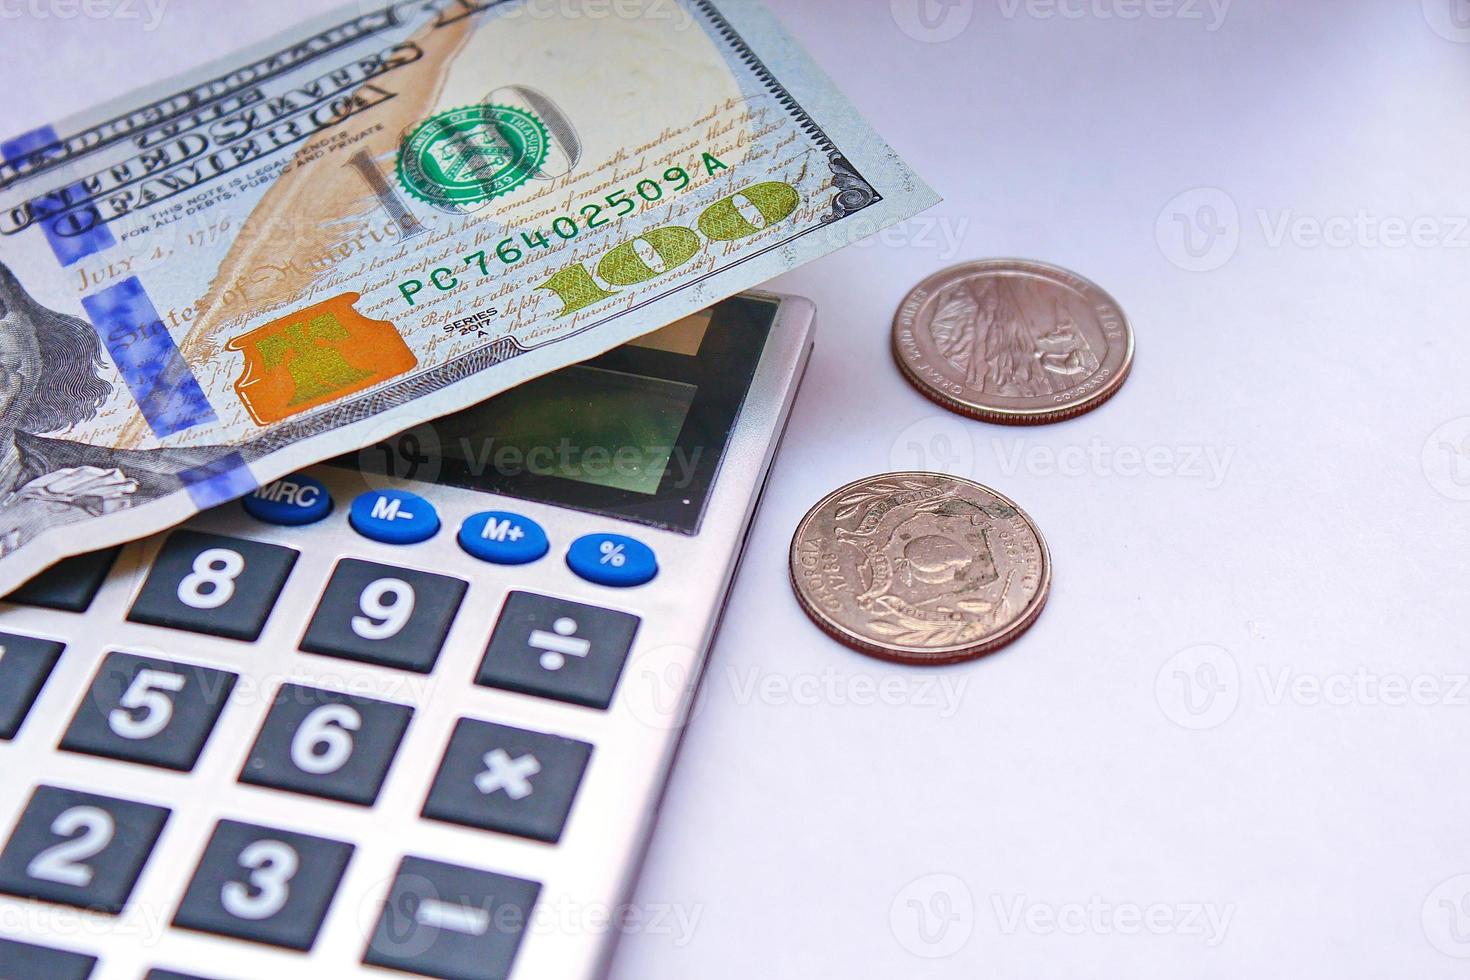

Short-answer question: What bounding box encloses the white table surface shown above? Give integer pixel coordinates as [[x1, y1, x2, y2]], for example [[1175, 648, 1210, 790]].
[[5, 2, 1469, 977]]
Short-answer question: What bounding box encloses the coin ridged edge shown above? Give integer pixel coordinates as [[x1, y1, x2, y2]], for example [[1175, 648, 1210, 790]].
[[788, 473, 1053, 665]]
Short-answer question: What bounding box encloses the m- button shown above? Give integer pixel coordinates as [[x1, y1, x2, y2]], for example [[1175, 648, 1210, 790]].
[[350, 490, 440, 545], [458, 512, 549, 566]]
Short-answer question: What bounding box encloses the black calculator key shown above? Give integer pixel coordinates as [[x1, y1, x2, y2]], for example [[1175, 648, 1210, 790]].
[[0, 937, 97, 979], [0, 632, 64, 740], [239, 684, 413, 806], [5, 547, 119, 612], [128, 531, 297, 641], [300, 559, 466, 673], [423, 718, 593, 844], [145, 972, 216, 980], [363, 855, 539, 980], [0, 785, 169, 914], [61, 652, 236, 772], [173, 819, 353, 951], [476, 592, 640, 710]]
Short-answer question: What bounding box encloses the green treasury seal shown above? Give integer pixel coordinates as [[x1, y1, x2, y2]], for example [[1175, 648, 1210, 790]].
[[397, 104, 549, 208]]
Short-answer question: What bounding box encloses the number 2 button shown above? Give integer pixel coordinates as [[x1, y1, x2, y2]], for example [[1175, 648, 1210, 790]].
[[0, 786, 169, 914], [301, 559, 466, 673], [61, 653, 237, 772], [173, 820, 353, 951], [129, 531, 298, 641]]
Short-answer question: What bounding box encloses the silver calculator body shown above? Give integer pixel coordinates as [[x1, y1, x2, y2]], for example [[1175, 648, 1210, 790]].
[[0, 293, 815, 980]]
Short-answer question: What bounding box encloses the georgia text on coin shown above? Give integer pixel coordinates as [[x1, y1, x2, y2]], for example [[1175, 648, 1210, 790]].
[[789, 473, 1051, 665], [892, 259, 1134, 424]]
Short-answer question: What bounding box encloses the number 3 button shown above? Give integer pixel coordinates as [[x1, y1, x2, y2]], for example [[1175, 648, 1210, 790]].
[[129, 531, 298, 641], [61, 652, 237, 772], [301, 559, 467, 673], [173, 820, 353, 951]]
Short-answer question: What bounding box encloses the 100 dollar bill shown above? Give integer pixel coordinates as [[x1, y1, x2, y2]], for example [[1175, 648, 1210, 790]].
[[0, 0, 935, 591]]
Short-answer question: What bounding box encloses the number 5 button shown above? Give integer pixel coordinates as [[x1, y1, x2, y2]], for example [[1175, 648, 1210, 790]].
[[61, 652, 237, 772], [129, 531, 298, 641], [173, 820, 354, 951], [301, 559, 467, 673]]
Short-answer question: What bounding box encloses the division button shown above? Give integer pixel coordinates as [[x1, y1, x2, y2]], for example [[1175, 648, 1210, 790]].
[[363, 856, 539, 980], [476, 592, 640, 710], [566, 533, 658, 588], [242, 474, 333, 527], [458, 511, 549, 566], [350, 489, 440, 545]]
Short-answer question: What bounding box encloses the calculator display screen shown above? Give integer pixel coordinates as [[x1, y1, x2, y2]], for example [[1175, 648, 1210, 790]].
[[436, 367, 698, 497], [340, 295, 776, 534]]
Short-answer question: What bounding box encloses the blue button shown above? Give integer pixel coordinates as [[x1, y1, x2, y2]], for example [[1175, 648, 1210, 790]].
[[349, 490, 440, 545], [567, 534, 658, 588], [458, 512, 549, 566], [242, 474, 333, 527]]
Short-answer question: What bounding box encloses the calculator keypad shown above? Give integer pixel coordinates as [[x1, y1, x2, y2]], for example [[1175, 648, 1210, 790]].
[[144, 971, 213, 980], [172, 819, 354, 951], [423, 718, 593, 844], [0, 786, 169, 914], [300, 559, 467, 673], [477, 592, 640, 710], [60, 652, 237, 772], [0, 632, 64, 740], [5, 547, 119, 613], [239, 684, 414, 806], [362, 855, 540, 980], [128, 531, 298, 641], [0, 938, 98, 979]]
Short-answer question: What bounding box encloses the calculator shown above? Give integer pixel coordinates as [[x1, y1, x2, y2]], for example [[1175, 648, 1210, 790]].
[[0, 293, 815, 980]]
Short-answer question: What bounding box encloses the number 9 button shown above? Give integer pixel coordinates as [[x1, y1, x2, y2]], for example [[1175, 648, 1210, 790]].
[[301, 559, 467, 673]]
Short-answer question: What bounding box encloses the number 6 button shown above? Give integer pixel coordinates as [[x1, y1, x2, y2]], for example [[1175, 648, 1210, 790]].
[[129, 531, 298, 641], [173, 820, 354, 951], [301, 559, 467, 673], [0, 785, 170, 914], [61, 652, 237, 772]]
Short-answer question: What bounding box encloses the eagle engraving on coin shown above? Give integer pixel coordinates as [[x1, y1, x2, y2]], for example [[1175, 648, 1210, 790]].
[[893, 259, 1134, 424], [790, 473, 1050, 664]]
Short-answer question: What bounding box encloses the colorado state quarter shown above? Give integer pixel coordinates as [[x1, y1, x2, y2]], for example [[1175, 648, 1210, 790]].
[[893, 259, 1134, 424], [789, 473, 1051, 665]]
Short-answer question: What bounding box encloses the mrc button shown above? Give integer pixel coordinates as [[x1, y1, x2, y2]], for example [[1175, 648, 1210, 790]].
[[458, 512, 549, 566], [350, 490, 439, 545], [242, 474, 333, 527], [567, 534, 658, 588]]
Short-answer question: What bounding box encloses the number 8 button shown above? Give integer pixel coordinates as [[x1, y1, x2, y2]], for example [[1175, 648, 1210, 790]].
[[129, 531, 299, 641]]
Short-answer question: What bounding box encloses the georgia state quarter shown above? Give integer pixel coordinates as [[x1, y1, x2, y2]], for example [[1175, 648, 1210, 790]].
[[789, 473, 1051, 665], [893, 259, 1134, 424]]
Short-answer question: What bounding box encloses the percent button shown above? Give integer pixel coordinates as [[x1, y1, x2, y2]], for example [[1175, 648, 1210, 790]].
[[566, 534, 658, 588]]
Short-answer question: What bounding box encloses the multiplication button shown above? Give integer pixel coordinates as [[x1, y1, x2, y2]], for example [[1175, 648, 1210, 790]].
[[363, 856, 539, 980], [423, 718, 592, 844], [476, 592, 640, 710]]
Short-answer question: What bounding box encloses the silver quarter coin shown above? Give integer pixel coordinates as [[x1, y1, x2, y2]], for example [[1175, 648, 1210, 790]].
[[789, 473, 1051, 665], [893, 259, 1134, 424]]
